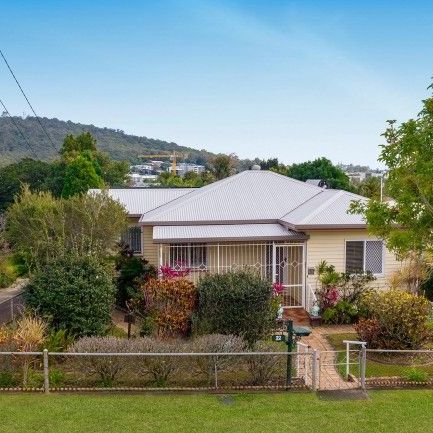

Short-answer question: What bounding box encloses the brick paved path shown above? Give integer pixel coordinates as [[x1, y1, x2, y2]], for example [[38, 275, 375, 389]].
[[301, 325, 361, 390]]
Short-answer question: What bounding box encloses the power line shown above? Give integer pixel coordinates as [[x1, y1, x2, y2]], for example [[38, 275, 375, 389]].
[[0, 98, 38, 159], [0, 49, 58, 152]]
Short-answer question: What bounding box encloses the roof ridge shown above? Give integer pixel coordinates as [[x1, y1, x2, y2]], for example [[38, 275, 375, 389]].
[[264, 170, 325, 191], [278, 189, 326, 220], [298, 190, 346, 224], [139, 171, 250, 221]]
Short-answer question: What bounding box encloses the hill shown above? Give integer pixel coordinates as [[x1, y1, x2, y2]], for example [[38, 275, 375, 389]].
[[0, 115, 216, 167]]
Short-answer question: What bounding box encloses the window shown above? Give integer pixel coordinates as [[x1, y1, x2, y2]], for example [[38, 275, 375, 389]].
[[121, 226, 142, 253], [170, 244, 207, 270], [345, 240, 383, 274]]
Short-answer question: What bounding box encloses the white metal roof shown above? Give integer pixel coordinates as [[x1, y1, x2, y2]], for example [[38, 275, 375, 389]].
[[280, 190, 367, 229], [88, 188, 193, 216], [153, 224, 308, 243], [140, 170, 324, 224]]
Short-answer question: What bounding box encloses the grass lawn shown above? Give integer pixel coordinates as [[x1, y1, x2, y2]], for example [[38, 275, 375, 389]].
[[2, 390, 433, 433], [326, 333, 433, 379]]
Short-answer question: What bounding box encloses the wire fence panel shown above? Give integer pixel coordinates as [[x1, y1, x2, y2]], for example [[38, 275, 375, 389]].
[[365, 349, 433, 388], [0, 351, 315, 392]]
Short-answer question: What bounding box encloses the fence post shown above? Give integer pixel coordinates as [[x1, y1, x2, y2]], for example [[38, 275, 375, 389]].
[[360, 345, 366, 390], [311, 349, 318, 392], [43, 349, 50, 394], [214, 355, 218, 390], [346, 341, 350, 379]]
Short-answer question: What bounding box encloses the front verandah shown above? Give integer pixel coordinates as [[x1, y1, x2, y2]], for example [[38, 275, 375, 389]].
[[158, 242, 306, 307]]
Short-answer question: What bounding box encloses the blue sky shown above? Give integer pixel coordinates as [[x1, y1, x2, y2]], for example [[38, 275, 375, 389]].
[[1, 1, 433, 167]]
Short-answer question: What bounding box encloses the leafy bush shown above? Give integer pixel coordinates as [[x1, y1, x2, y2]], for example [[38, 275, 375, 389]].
[[356, 290, 431, 349], [194, 271, 278, 346], [405, 368, 429, 382], [316, 260, 375, 324], [322, 300, 358, 325], [26, 254, 116, 337], [114, 243, 157, 307], [247, 341, 284, 385], [70, 337, 134, 386], [136, 277, 197, 338], [190, 334, 245, 383], [45, 330, 75, 353]]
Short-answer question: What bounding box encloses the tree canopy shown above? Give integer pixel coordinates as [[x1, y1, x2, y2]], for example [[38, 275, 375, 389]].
[[5, 186, 127, 270], [280, 157, 354, 191], [351, 83, 433, 256]]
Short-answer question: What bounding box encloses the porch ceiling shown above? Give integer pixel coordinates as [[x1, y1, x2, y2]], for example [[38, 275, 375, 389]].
[[152, 224, 308, 243]]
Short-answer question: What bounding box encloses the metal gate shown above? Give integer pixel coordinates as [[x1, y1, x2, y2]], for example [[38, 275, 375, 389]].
[[316, 346, 366, 390], [274, 244, 305, 308]]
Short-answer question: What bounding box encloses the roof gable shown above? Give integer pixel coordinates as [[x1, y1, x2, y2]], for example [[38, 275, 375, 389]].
[[139, 170, 324, 225]]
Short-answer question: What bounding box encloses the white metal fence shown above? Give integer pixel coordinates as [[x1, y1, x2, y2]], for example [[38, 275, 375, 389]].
[[159, 242, 305, 307]]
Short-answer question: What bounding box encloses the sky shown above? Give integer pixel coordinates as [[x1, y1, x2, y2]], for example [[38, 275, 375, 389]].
[[1, 1, 433, 167]]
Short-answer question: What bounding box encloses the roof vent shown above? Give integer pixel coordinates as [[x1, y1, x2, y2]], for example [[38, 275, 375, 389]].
[[251, 164, 261, 170], [306, 179, 329, 189]]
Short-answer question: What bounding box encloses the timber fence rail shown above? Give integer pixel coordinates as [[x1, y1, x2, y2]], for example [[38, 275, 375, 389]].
[[0, 350, 317, 393]]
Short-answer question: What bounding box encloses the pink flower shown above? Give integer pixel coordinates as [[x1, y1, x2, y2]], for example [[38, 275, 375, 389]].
[[272, 282, 284, 296], [159, 265, 191, 279]]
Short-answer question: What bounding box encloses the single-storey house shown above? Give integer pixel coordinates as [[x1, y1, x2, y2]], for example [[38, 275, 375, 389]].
[[92, 169, 400, 311]]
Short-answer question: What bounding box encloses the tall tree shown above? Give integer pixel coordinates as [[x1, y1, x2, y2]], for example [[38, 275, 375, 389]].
[[211, 154, 238, 180], [5, 186, 127, 270], [284, 157, 354, 191], [61, 155, 104, 198], [0, 158, 52, 212], [351, 83, 433, 256]]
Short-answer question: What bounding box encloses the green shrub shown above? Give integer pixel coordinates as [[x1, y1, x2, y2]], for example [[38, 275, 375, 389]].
[[356, 290, 431, 349], [0, 372, 17, 388], [193, 271, 278, 346], [322, 300, 358, 325], [114, 243, 157, 307], [26, 254, 116, 337], [405, 368, 429, 382], [45, 329, 75, 352]]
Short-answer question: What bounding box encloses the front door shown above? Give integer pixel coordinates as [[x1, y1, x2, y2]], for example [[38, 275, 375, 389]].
[[274, 244, 305, 308]]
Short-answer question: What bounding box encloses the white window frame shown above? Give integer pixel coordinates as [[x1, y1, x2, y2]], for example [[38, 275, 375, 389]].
[[344, 239, 384, 276]]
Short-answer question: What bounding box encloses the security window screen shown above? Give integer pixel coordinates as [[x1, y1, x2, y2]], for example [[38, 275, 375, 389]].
[[345, 240, 383, 275], [121, 227, 142, 253], [345, 241, 364, 273], [170, 244, 207, 270]]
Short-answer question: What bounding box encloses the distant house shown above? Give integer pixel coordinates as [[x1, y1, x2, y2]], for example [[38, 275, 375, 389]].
[[91, 170, 400, 311]]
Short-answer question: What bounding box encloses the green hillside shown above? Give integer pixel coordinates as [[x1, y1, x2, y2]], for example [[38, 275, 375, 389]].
[[0, 115, 215, 166]]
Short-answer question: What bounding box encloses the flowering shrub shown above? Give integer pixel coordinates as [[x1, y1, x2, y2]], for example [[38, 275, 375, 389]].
[[315, 260, 375, 324], [159, 264, 190, 279], [356, 290, 431, 349], [136, 277, 197, 338]]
